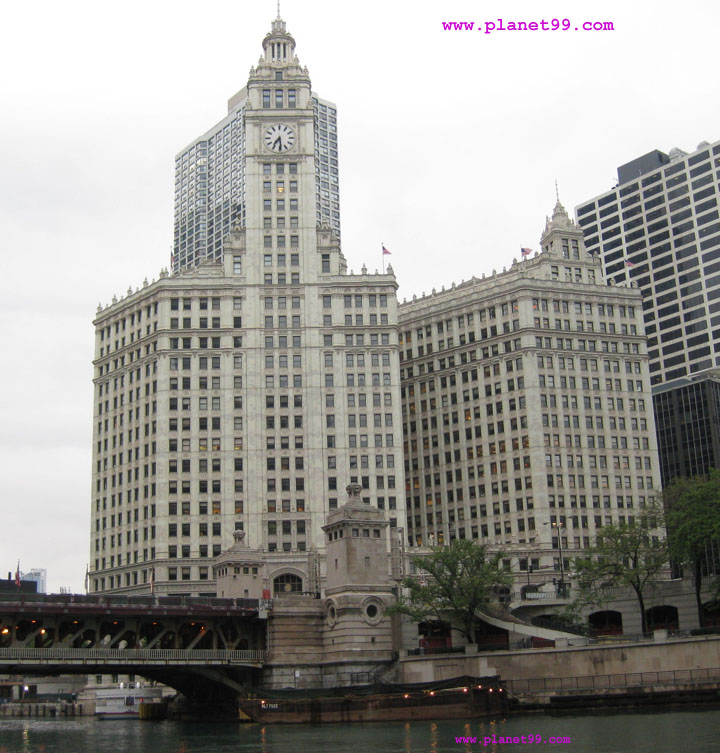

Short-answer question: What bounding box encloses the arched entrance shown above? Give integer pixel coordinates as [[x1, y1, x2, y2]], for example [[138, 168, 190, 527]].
[[701, 600, 720, 627], [588, 610, 623, 636], [645, 605, 679, 632], [521, 584, 540, 600], [474, 618, 509, 650], [418, 620, 452, 652]]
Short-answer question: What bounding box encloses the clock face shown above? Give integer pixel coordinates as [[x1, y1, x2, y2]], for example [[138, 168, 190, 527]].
[[264, 124, 295, 153]]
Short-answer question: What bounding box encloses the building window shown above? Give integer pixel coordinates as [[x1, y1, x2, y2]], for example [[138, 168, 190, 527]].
[[273, 573, 303, 595]]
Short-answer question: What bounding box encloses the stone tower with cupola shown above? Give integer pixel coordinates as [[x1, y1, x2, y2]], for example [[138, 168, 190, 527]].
[[319, 484, 396, 678]]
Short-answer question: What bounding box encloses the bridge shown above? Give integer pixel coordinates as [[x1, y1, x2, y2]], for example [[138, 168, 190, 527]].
[[0, 593, 267, 703], [0, 647, 264, 669]]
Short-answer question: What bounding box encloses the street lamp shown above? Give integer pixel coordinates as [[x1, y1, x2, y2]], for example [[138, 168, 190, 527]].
[[497, 536, 537, 583], [544, 521, 567, 598]]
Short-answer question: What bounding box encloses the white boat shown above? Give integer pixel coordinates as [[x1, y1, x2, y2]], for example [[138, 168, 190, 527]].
[[94, 683, 164, 720]]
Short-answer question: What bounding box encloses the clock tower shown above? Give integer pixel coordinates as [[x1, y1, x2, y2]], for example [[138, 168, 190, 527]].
[[172, 14, 341, 272], [243, 14, 321, 277], [214, 14, 404, 594]]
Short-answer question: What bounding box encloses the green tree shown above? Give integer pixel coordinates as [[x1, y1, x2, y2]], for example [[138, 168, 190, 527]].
[[571, 503, 668, 635], [663, 470, 720, 626], [387, 539, 512, 643]]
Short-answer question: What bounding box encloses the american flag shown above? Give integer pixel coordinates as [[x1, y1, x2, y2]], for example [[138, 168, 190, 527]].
[[521, 247, 533, 257], [382, 244, 391, 256]]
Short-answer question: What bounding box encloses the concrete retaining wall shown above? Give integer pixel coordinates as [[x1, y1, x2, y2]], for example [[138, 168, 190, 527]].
[[399, 634, 720, 685]]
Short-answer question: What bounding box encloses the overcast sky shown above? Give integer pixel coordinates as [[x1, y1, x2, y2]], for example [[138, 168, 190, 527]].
[[1, 0, 718, 593]]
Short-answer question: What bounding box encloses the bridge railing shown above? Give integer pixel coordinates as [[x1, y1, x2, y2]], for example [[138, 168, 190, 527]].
[[505, 666, 720, 694], [0, 647, 265, 663], [0, 593, 261, 612]]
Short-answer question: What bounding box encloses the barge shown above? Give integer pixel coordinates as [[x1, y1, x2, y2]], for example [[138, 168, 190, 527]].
[[238, 675, 507, 724]]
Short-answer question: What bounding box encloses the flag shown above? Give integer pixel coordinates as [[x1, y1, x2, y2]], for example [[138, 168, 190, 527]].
[[15, 561, 20, 590], [521, 247, 532, 257], [625, 260, 635, 268], [382, 244, 391, 256]]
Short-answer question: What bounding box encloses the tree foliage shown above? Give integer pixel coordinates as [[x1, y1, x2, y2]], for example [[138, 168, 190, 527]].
[[387, 539, 512, 643], [571, 502, 668, 635], [663, 470, 720, 624]]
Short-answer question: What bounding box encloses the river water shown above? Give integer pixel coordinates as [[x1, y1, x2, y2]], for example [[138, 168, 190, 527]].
[[0, 708, 718, 752]]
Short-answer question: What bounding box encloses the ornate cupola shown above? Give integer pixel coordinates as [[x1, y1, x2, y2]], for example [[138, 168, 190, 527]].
[[540, 188, 587, 258], [262, 13, 297, 65]]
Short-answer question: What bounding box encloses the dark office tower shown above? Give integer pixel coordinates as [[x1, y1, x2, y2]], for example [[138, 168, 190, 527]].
[[653, 372, 720, 487]]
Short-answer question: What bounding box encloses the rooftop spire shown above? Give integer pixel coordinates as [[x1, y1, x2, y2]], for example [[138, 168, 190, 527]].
[[540, 187, 583, 251], [270, 2, 287, 35], [550, 197, 572, 227], [545, 183, 573, 231]]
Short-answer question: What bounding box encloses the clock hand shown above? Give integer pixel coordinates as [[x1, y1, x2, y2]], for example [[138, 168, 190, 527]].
[[273, 136, 282, 149]]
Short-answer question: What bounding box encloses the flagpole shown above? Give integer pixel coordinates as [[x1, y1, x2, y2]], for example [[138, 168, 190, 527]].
[[381, 243, 392, 273]]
